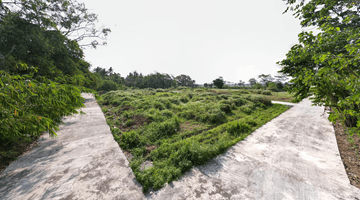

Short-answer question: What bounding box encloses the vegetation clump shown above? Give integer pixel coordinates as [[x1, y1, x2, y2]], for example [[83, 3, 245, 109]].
[[100, 88, 289, 193]]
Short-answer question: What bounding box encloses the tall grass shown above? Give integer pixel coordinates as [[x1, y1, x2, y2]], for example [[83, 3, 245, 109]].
[[99, 89, 289, 193]]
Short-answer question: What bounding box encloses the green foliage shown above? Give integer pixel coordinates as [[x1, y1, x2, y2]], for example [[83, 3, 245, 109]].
[[0, 65, 85, 141], [100, 88, 289, 193], [0, 0, 110, 49], [212, 77, 225, 89], [0, 0, 107, 172], [253, 83, 263, 89], [266, 83, 278, 92], [120, 130, 141, 150], [145, 117, 180, 142], [97, 80, 119, 91], [258, 74, 274, 88], [280, 0, 360, 133], [248, 78, 257, 87], [240, 104, 254, 115], [0, 12, 102, 89], [262, 90, 272, 95], [174, 74, 195, 88], [125, 119, 134, 126], [227, 120, 251, 136]]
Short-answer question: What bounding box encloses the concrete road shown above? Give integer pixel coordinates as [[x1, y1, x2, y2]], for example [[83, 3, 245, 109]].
[[0, 94, 359, 199]]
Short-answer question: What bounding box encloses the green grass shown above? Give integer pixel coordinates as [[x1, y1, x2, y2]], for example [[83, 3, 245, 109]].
[[198, 88, 294, 102], [249, 91, 294, 102], [99, 88, 290, 193]]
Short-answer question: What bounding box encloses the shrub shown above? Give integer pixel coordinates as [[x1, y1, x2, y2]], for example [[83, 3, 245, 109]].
[[218, 94, 228, 100], [220, 104, 232, 113], [156, 89, 164, 92], [266, 82, 278, 91], [168, 97, 180, 105], [227, 121, 251, 136], [262, 90, 272, 95], [245, 96, 272, 106], [247, 118, 257, 126], [200, 109, 226, 124], [187, 93, 193, 99], [120, 130, 141, 150], [0, 66, 86, 141], [162, 99, 172, 109], [132, 147, 146, 157], [102, 107, 109, 113], [153, 101, 165, 110], [177, 86, 188, 90], [125, 119, 134, 126], [231, 97, 249, 106], [161, 109, 174, 119], [240, 104, 253, 114], [97, 80, 118, 91], [146, 117, 180, 141], [177, 110, 196, 120], [179, 95, 189, 103], [219, 100, 235, 113], [254, 89, 263, 94], [238, 90, 249, 94]]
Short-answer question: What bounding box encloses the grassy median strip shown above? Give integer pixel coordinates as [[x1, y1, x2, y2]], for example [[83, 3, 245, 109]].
[[99, 88, 290, 193]]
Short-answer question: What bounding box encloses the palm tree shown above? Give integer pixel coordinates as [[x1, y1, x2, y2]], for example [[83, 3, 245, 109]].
[[108, 67, 113, 75]]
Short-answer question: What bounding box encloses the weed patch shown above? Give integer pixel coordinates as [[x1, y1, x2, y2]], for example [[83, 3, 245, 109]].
[[99, 89, 290, 193]]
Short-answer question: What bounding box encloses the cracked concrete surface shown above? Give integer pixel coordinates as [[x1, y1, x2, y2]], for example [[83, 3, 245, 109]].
[[0, 93, 359, 199]]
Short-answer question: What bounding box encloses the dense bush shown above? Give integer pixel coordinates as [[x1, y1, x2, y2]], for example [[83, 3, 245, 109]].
[[227, 120, 251, 136], [120, 130, 142, 150], [97, 79, 119, 91], [0, 66, 86, 141], [145, 117, 180, 142], [262, 90, 272, 95]]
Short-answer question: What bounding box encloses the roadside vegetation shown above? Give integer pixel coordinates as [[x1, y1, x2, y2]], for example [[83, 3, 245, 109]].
[[99, 88, 291, 192], [280, 0, 360, 188], [0, 0, 106, 172]]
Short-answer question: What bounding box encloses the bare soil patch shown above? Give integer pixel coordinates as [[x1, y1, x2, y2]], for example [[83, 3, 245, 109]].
[[145, 145, 157, 154], [333, 121, 360, 189], [118, 105, 134, 112], [179, 122, 203, 133], [117, 115, 151, 132]]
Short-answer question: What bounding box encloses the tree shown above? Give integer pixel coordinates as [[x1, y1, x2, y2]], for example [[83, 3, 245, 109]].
[[203, 83, 213, 88], [0, 0, 110, 48], [174, 74, 195, 88], [143, 72, 176, 89], [108, 67, 114, 75], [93, 66, 125, 91], [238, 80, 245, 87], [258, 74, 274, 88], [0, 1, 108, 89], [125, 71, 144, 88], [253, 83, 263, 89], [279, 0, 360, 131], [266, 82, 278, 91], [213, 77, 225, 89], [275, 74, 288, 83], [275, 82, 284, 91], [248, 78, 257, 87]]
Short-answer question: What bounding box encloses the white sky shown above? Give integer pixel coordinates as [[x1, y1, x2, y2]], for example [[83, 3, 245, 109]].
[[80, 0, 311, 84]]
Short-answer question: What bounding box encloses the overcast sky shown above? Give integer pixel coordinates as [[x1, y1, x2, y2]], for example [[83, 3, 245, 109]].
[[80, 0, 311, 84]]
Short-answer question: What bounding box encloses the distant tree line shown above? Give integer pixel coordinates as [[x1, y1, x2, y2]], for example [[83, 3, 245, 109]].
[[92, 67, 196, 91], [202, 74, 289, 91]]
